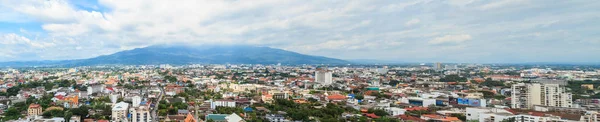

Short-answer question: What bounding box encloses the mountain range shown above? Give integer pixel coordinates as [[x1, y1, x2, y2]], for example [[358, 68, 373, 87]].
[[0, 45, 351, 67]]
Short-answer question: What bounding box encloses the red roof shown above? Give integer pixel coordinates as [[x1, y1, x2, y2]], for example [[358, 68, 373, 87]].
[[29, 104, 41, 108], [405, 107, 428, 111], [529, 112, 545, 117], [398, 115, 425, 122], [55, 95, 65, 100], [327, 94, 347, 100], [364, 113, 380, 118]]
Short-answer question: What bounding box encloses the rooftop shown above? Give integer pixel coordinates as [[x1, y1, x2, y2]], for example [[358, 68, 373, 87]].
[[112, 102, 129, 111]]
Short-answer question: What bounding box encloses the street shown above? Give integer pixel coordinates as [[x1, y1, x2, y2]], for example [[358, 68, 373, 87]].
[[151, 86, 164, 122]]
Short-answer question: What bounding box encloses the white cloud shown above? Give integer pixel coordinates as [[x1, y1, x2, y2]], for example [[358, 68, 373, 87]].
[[405, 18, 421, 26], [428, 34, 472, 45], [479, 0, 527, 10], [0, 0, 598, 62]]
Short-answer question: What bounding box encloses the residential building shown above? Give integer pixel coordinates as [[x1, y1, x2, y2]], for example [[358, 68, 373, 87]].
[[582, 111, 600, 122], [28, 104, 43, 116], [466, 107, 513, 121], [205, 113, 244, 122], [270, 90, 289, 100], [132, 95, 141, 107], [112, 102, 129, 122], [434, 62, 442, 70], [315, 68, 332, 85], [129, 106, 150, 122], [511, 83, 572, 109], [211, 99, 236, 109], [265, 114, 288, 122], [582, 84, 594, 90], [384, 107, 406, 116]]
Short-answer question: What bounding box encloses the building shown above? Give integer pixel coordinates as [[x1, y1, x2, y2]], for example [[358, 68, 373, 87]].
[[28, 104, 43, 116], [582, 84, 594, 90], [326, 94, 347, 102], [132, 95, 141, 107], [384, 107, 406, 116], [433, 62, 442, 70], [225, 113, 244, 122], [63, 95, 79, 108], [466, 107, 513, 121], [270, 90, 289, 100], [205, 113, 245, 122], [315, 68, 332, 85], [582, 111, 600, 122], [129, 106, 150, 122], [511, 83, 572, 109], [184, 113, 197, 122], [265, 114, 288, 122], [33, 117, 66, 122], [211, 99, 236, 109], [112, 102, 130, 122]]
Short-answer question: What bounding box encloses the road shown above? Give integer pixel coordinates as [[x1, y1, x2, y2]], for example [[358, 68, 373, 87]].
[[151, 85, 164, 122]]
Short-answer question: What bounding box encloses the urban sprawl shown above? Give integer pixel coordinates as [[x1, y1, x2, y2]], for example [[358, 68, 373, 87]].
[[1, 63, 600, 122]]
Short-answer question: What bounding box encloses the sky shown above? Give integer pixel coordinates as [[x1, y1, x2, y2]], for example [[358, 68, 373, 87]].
[[0, 0, 599, 63]]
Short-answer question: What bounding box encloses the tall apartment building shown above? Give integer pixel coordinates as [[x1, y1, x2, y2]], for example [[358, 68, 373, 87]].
[[112, 102, 130, 122], [129, 106, 151, 122], [433, 62, 442, 70], [315, 67, 332, 85], [511, 83, 572, 109]]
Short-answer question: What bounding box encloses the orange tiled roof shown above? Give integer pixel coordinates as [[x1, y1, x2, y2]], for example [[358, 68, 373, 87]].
[[440, 117, 461, 122], [405, 107, 428, 111], [398, 115, 425, 122], [29, 104, 41, 108], [327, 94, 346, 100], [421, 114, 439, 118], [364, 113, 380, 118], [184, 113, 197, 122]]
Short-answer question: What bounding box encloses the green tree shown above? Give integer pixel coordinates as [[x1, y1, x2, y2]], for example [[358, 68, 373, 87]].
[[354, 95, 364, 100], [5, 107, 22, 119], [439, 75, 467, 82], [45, 83, 55, 91], [368, 108, 389, 116], [388, 80, 400, 86], [7, 86, 21, 96]]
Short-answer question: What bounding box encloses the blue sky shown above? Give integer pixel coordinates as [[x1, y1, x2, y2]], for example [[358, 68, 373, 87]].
[[0, 0, 599, 63]]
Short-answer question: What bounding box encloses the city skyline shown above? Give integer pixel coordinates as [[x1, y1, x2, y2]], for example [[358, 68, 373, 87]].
[[1, 0, 599, 63]]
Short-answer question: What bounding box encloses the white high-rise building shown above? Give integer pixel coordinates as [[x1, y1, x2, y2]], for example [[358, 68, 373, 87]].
[[315, 68, 333, 85], [132, 95, 141, 107], [511, 83, 572, 109], [112, 102, 130, 122], [129, 106, 151, 122], [110, 93, 119, 104]]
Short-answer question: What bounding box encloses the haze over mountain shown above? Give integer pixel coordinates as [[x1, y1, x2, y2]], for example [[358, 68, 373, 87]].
[[0, 45, 350, 67]]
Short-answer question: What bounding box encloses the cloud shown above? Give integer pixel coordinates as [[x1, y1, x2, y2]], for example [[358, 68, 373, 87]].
[[405, 18, 420, 26], [0, 0, 598, 63], [479, 0, 527, 10], [428, 34, 472, 45]]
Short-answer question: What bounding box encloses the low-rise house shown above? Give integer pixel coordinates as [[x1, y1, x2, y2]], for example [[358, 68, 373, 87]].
[[384, 107, 406, 116], [265, 114, 288, 122], [326, 94, 346, 102], [211, 99, 236, 109]]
